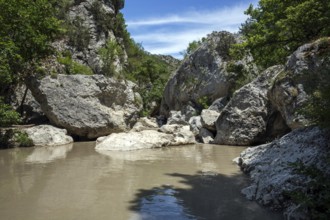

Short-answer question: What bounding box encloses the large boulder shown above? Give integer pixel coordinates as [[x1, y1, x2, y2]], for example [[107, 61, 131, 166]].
[[214, 65, 289, 145], [270, 37, 330, 129], [24, 125, 73, 146], [27, 74, 142, 139], [96, 130, 172, 151], [160, 31, 258, 117], [96, 125, 196, 151], [237, 127, 329, 218]]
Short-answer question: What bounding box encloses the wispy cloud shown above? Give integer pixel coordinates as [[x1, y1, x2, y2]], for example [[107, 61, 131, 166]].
[[126, 3, 252, 59]]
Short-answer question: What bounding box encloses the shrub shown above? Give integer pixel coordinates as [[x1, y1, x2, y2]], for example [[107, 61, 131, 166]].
[[98, 39, 124, 77], [197, 96, 211, 109], [0, 98, 21, 127], [14, 131, 33, 147], [58, 52, 93, 75]]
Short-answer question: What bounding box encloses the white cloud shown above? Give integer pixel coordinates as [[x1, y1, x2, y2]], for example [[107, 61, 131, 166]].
[[126, 3, 252, 59]]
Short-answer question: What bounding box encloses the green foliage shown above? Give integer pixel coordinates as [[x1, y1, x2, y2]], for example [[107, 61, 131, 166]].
[[213, 32, 236, 60], [14, 131, 33, 147], [301, 70, 330, 128], [0, 0, 63, 96], [98, 39, 124, 77], [122, 40, 174, 115], [58, 52, 93, 75], [0, 98, 21, 127], [226, 61, 256, 96], [287, 160, 330, 219], [181, 40, 203, 58], [112, 0, 125, 14], [240, 0, 330, 68], [197, 96, 211, 109]]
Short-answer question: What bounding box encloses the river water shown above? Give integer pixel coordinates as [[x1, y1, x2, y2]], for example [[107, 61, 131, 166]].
[[0, 142, 282, 220]]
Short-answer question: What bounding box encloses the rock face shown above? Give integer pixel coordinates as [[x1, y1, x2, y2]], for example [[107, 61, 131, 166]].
[[270, 37, 330, 129], [208, 97, 228, 112], [24, 125, 73, 146], [96, 125, 195, 151], [214, 66, 289, 145], [57, 0, 125, 74], [160, 31, 258, 117], [27, 74, 142, 139], [238, 127, 329, 218]]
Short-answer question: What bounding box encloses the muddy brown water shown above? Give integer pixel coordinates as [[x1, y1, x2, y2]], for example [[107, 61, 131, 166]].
[[0, 142, 283, 220]]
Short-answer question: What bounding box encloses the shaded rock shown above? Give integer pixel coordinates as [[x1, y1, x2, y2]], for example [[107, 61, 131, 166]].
[[96, 124, 196, 151], [24, 125, 73, 146], [199, 128, 214, 144], [208, 97, 228, 112], [270, 38, 330, 129], [160, 31, 258, 117], [238, 127, 329, 218], [214, 65, 287, 145], [10, 85, 48, 124], [131, 117, 159, 132], [189, 116, 202, 136], [200, 109, 220, 131], [167, 111, 189, 125], [27, 74, 142, 139]]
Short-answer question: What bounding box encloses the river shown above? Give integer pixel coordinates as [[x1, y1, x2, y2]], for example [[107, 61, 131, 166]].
[[0, 142, 283, 220]]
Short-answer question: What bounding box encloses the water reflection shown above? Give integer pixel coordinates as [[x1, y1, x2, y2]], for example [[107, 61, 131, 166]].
[[26, 144, 73, 163], [129, 171, 282, 220], [129, 186, 195, 220], [0, 143, 283, 220]]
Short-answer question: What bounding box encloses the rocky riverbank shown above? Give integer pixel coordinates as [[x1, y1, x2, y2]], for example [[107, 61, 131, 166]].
[[2, 28, 329, 220]]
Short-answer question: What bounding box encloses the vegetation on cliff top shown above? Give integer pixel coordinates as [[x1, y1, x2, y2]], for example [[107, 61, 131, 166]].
[[238, 0, 330, 68]]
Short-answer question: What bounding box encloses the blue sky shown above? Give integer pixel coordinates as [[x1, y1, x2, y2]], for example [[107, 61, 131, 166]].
[[122, 0, 258, 58]]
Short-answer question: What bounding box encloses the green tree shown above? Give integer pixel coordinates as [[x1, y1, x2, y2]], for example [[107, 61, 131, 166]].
[[240, 0, 330, 68], [181, 40, 203, 58], [112, 0, 125, 15], [0, 0, 62, 92], [0, 98, 21, 127], [0, 0, 62, 126]]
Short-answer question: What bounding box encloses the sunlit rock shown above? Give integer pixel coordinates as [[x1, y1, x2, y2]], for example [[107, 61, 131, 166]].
[[24, 125, 73, 146], [27, 75, 142, 139], [238, 127, 329, 218]]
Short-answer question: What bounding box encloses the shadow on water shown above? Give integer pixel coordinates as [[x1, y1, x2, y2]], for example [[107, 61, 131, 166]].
[[129, 171, 283, 220]]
